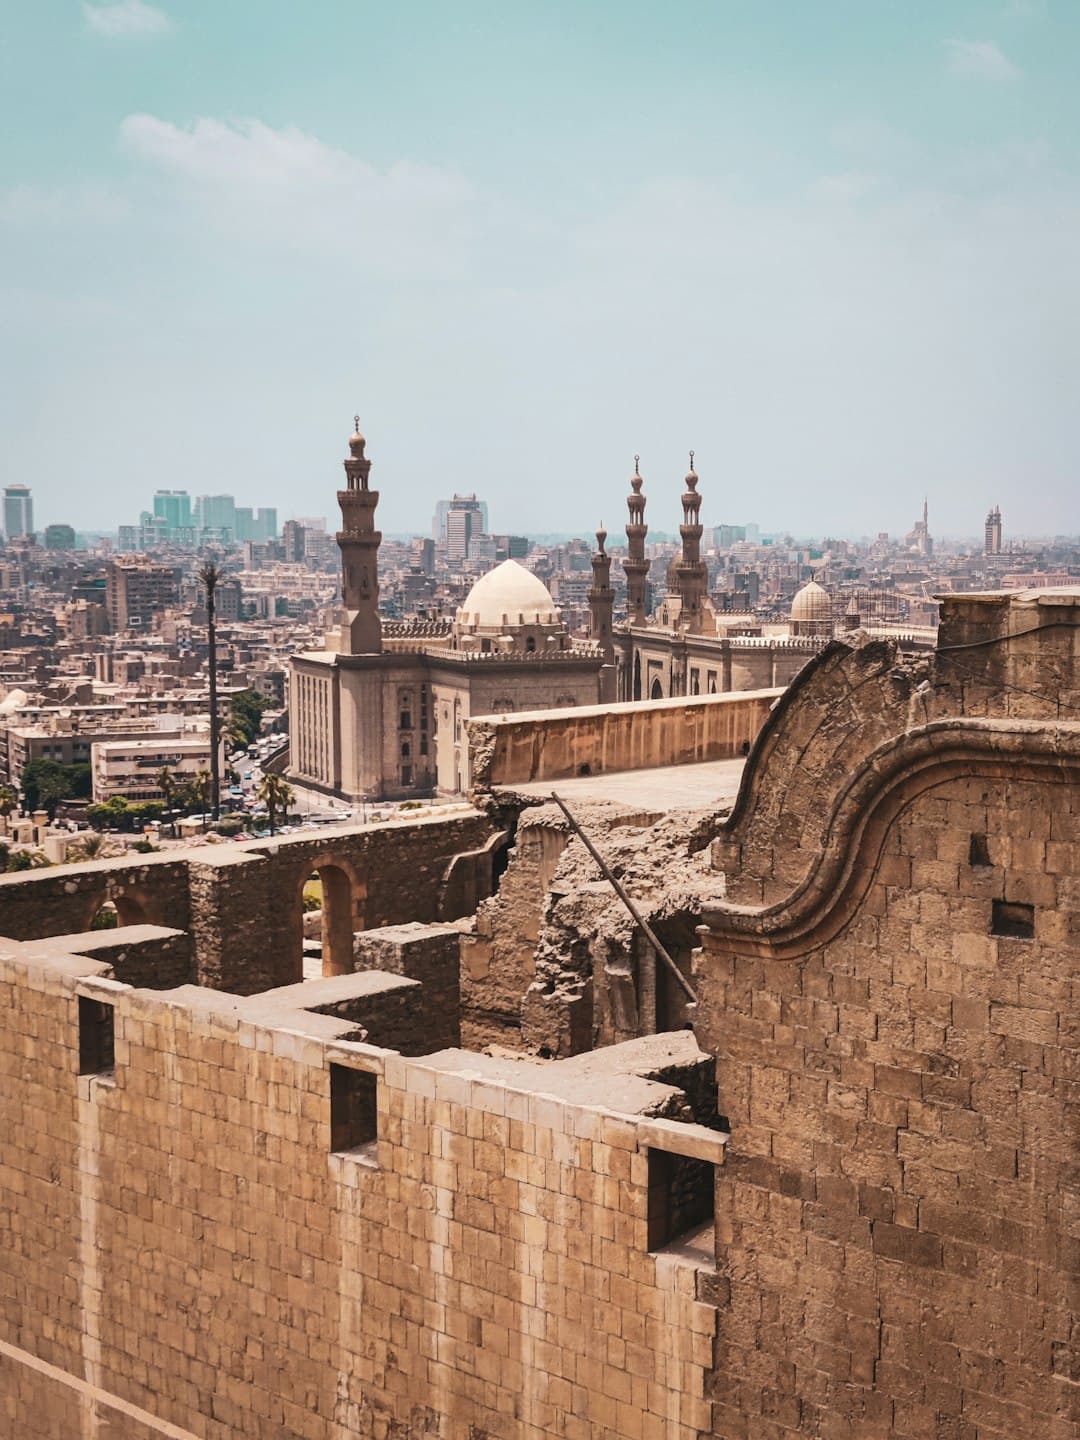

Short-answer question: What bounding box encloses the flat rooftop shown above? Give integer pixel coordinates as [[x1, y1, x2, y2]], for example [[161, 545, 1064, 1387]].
[[497, 755, 747, 811]]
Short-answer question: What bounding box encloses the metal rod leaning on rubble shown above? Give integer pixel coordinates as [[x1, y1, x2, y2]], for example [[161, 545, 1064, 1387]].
[[549, 790, 698, 1006]]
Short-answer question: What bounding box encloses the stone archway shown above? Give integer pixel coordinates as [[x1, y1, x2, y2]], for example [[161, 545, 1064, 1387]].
[[299, 854, 363, 979], [650, 677, 663, 700], [81, 886, 149, 933]]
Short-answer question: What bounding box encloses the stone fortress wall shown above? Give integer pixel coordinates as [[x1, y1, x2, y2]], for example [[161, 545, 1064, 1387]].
[[0, 587, 1077, 1439]]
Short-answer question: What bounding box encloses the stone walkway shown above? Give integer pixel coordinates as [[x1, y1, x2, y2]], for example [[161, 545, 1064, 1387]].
[[499, 756, 747, 812]]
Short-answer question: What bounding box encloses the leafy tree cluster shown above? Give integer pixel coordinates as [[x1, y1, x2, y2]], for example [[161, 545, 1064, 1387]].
[[21, 760, 92, 818], [86, 797, 165, 833], [230, 689, 274, 749]]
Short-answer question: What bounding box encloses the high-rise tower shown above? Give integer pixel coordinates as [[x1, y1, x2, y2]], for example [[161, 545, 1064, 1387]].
[[623, 457, 651, 626], [588, 524, 615, 665], [674, 451, 708, 632], [334, 418, 382, 655]]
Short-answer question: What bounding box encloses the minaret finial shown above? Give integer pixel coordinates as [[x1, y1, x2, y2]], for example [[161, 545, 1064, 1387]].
[[634, 454, 640, 476], [354, 413, 361, 435], [689, 449, 695, 470]]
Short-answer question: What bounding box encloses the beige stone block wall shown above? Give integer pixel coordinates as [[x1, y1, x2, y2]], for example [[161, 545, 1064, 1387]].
[[698, 773, 1079, 1439], [0, 950, 723, 1440]]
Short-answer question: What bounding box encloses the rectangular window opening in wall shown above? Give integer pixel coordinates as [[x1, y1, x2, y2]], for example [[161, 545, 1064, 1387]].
[[78, 995, 115, 1076], [646, 1147, 716, 1255], [330, 1064, 378, 1158], [991, 899, 1035, 940], [969, 833, 991, 867]]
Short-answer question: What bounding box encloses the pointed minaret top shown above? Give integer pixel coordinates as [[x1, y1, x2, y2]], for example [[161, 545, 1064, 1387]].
[[349, 415, 366, 458], [595, 524, 608, 555], [685, 450, 699, 490], [630, 455, 644, 494]]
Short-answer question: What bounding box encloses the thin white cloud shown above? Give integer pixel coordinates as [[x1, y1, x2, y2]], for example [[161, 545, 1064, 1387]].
[[945, 38, 1019, 81], [83, 1, 172, 37], [0, 181, 127, 225], [120, 114, 475, 269]]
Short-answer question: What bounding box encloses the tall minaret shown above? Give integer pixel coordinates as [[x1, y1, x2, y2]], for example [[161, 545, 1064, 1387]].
[[588, 524, 615, 664], [334, 416, 382, 655], [623, 456, 651, 626], [675, 450, 708, 632]]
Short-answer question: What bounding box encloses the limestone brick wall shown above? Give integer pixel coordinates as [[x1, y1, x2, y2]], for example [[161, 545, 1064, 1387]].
[[696, 772, 1078, 1439], [0, 948, 725, 1440]]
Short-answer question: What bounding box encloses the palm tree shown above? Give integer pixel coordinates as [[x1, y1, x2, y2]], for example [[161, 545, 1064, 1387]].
[[257, 773, 293, 837], [156, 765, 177, 838], [71, 833, 121, 862], [0, 785, 17, 837], [184, 769, 212, 831], [196, 560, 224, 822]]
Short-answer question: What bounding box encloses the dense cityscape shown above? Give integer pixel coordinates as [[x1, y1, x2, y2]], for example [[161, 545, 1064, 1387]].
[[0, 458, 1076, 867], [4, 4, 1078, 1438]]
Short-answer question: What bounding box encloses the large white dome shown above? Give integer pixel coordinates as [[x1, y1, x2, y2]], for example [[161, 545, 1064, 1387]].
[[456, 560, 558, 630], [791, 580, 832, 623]]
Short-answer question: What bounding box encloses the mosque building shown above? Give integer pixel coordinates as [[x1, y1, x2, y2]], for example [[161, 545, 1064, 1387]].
[[594, 454, 831, 701], [289, 422, 607, 800]]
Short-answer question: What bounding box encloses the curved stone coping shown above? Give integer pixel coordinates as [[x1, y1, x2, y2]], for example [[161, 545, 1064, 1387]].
[[703, 716, 1080, 959]]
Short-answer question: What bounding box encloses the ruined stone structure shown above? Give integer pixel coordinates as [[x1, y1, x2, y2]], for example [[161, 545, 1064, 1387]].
[[290, 423, 607, 802], [1, 586, 1078, 1439]]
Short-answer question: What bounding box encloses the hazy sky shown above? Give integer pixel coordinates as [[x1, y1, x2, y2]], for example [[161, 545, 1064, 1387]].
[[3, 1, 1078, 539]]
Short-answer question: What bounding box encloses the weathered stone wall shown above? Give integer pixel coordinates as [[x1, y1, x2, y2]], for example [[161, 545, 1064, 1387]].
[[352, 922, 462, 1052], [696, 769, 1079, 1439], [0, 810, 498, 996], [0, 854, 191, 942], [22, 923, 193, 990], [688, 602, 1080, 1440], [0, 949, 726, 1440], [468, 687, 782, 789], [460, 811, 571, 1049]]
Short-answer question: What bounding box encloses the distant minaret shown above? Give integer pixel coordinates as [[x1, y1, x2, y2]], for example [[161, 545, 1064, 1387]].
[[588, 524, 615, 664], [334, 417, 382, 654], [985, 505, 1003, 557], [623, 456, 651, 625], [675, 450, 708, 632]]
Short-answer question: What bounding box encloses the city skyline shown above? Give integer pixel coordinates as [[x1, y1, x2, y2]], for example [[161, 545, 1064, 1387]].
[[4, 3, 1079, 536]]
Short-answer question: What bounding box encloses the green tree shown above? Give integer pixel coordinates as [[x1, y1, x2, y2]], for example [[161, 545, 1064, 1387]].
[[0, 784, 17, 835], [157, 765, 178, 837], [230, 688, 273, 748], [21, 760, 92, 818], [183, 770, 212, 830], [5, 847, 51, 871], [257, 772, 293, 836]]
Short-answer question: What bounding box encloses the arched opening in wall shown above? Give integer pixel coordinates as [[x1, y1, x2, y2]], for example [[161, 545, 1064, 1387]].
[[90, 900, 119, 931], [633, 653, 642, 701], [650, 677, 663, 700], [86, 890, 147, 932], [301, 862, 355, 979], [708, 676, 717, 694]]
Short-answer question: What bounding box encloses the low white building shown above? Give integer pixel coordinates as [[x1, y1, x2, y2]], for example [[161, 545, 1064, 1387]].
[[90, 731, 224, 803]]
